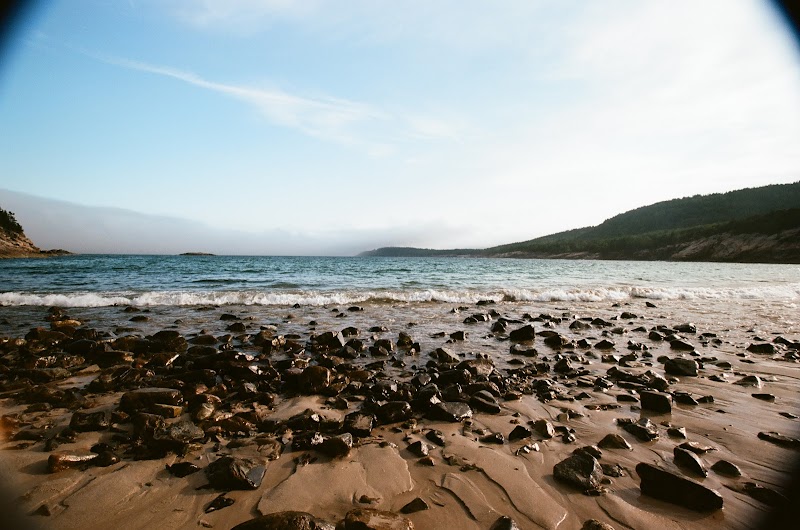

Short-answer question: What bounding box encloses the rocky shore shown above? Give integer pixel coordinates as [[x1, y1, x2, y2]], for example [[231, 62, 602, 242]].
[[0, 299, 798, 529]]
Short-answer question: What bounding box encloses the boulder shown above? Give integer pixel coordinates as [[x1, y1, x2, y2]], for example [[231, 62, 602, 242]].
[[205, 456, 267, 490], [664, 358, 698, 377], [509, 325, 536, 342], [636, 463, 723, 511], [232, 511, 332, 530], [639, 391, 672, 413], [553, 452, 603, 492], [426, 402, 472, 422]]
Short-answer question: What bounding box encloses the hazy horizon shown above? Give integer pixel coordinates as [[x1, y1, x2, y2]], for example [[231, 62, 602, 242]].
[[1, 1, 799, 255]]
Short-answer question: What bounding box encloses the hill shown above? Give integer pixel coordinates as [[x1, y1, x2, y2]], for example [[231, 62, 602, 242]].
[[0, 206, 70, 258], [361, 182, 800, 263]]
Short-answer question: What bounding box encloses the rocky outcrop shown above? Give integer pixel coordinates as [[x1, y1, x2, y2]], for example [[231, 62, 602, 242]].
[[0, 208, 70, 258]]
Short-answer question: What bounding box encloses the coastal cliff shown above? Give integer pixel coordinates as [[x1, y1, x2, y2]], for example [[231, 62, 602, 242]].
[[0, 207, 69, 258]]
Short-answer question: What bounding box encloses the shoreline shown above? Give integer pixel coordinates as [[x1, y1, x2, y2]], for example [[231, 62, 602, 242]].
[[1, 299, 798, 529]]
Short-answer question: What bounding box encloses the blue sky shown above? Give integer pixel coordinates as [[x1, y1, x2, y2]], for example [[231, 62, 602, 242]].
[[1, 0, 799, 253]]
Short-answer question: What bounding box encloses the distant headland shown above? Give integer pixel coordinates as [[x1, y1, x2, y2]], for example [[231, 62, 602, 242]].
[[0, 207, 71, 258], [361, 182, 800, 263]]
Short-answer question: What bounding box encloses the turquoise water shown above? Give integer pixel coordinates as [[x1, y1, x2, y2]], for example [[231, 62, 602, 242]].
[[1, 255, 799, 307]]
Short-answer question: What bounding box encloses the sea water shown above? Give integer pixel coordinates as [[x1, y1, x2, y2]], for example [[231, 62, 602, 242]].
[[0, 255, 799, 307]]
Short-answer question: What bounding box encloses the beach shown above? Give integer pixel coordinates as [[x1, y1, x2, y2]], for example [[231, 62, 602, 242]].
[[1, 284, 799, 529]]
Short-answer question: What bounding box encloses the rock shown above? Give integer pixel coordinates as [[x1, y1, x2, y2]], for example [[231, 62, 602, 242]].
[[205, 456, 267, 490], [376, 401, 413, 424], [581, 520, 616, 530], [47, 451, 97, 473], [300, 366, 332, 394], [426, 402, 472, 422], [622, 418, 659, 442], [741, 481, 789, 507], [205, 493, 235, 513], [664, 358, 698, 377], [508, 425, 532, 441], [532, 419, 555, 439], [598, 434, 632, 450], [553, 452, 603, 492], [400, 497, 429, 514], [733, 375, 762, 387], [710, 460, 742, 477], [232, 511, 331, 530], [338, 508, 414, 530], [669, 340, 695, 351], [594, 339, 615, 350], [320, 433, 353, 458], [639, 391, 672, 413], [752, 393, 775, 402], [120, 387, 183, 413], [489, 516, 521, 530], [69, 411, 109, 432], [636, 463, 723, 512], [344, 412, 375, 437], [757, 431, 800, 449], [469, 390, 501, 414], [747, 343, 776, 354], [674, 323, 696, 333], [509, 325, 536, 342], [425, 430, 446, 446], [166, 462, 201, 477], [673, 447, 707, 477], [407, 440, 431, 457], [153, 420, 205, 449]]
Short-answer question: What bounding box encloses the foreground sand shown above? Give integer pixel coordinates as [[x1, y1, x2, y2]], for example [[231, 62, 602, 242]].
[[0, 297, 798, 530]]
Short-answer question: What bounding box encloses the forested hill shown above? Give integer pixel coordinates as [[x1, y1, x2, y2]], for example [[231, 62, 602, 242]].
[[360, 182, 800, 263], [0, 207, 70, 258]]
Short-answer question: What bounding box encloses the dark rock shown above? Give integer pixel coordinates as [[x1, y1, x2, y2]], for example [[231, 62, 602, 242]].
[[594, 339, 615, 350], [669, 340, 695, 352], [320, 433, 353, 458], [733, 375, 762, 387], [636, 463, 723, 512], [69, 411, 109, 432], [407, 440, 431, 457], [674, 323, 696, 333], [758, 431, 800, 449], [544, 334, 570, 349], [600, 463, 625, 477], [508, 425, 532, 441], [509, 325, 536, 342], [711, 460, 742, 477], [639, 391, 672, 413], [376, 401, 413, 424], [344, 412, 375, 437], [425, 430, 446, 446], [231, 511, 330, 530], [338, 508, 414, 530], [673, 446, 707, 477], [205, 493, 235, 513], [598, 434, 632, 450], [490, 516, 521, 530], [400, 497, 429, 514], [664, 358, 698, 377], [120, 387, 183, 413], [622, 418, 659, 442], [553, 452, 603, 492], [532, 419, 555, 439], [300, 366, 332, 394], [581, 520, 615, 530], [153, 420, 205, 449], [166, 462, 201, 477], [205, 456, 267, 490], [469, 390, 501, 414], [742, 481, 789, 507], [426, 402, 472, 422], [449, 331, 467, 341], [481, 432, 505, 444], [752, 393, 775, 402], [747, 343, 776, 354]]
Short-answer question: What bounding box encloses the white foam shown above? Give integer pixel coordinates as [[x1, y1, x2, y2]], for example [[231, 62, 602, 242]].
[[1, 283, 799, 308]]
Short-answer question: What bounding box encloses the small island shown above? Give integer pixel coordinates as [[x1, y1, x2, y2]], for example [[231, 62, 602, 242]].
[[179, 252, 216, 256]]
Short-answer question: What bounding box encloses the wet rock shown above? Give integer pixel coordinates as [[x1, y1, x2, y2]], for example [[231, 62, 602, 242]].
[[669, 339, 695, 351], [69, 411, 109, 432], [166, 461, 201, 477], [741, 481, 789, 507], [469, 390, 501, 414], [338, 508, 415, 530], [449, 331, 467, 341], [47, 451, 97, 473], [300, 366, 332, 394], [344, 412, 375, 437], [674, 323, 696, 334], [376, 401, 413, 424], [752, 393, 775, 402], [639, 390, 672, 413], [664, 358, 698, 377], [621, 418, 659, 442], [509, 325, 536, 342], [120, 387, 183, 413], [205, 456, 267, 490], [636, 463, 723, 512], [425, 430, 446, 446], [205, 493, 235, 513], [710, 459, 742, 477], [757, 431, 800, 449], [553, 452, 603, 492], [598, 434, 632, 450], [490, 516, 521, 530], [673, 446, 707, 477], [407, 440, 431, 457], [594, 339, 615, 350], [232, 511, 331, 530], [400, 497, 429, 514], [508, 425, 532, 441], [581, 520, 615, 530], [153, 420, 205, 450], [320, 433, 353, 458], [733, 375, 762, 388], [426, 402, 472, 422]]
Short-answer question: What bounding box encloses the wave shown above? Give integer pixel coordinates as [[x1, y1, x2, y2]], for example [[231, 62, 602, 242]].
[[1, 284, 799, 307]]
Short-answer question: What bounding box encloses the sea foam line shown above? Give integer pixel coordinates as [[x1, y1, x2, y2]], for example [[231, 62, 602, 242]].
[[1, 284, 799, 307]]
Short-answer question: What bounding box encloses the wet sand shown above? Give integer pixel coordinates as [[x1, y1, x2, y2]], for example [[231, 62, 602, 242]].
[[1, 297, 798, 529]]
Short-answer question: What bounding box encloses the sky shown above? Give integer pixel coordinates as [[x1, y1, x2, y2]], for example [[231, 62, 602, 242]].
[[0, 0, 799, 254]]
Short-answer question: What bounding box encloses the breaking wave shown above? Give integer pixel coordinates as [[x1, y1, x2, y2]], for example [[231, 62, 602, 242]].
[[2, 284, 799, 308]]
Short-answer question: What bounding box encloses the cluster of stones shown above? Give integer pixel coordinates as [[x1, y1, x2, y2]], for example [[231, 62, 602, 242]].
[[1, 303, 798, 522]]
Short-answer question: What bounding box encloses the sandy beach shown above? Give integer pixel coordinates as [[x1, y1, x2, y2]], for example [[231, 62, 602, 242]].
[[1, 297, 798, 530]]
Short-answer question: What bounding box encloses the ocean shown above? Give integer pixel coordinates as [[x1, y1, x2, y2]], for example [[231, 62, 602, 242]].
[[1, 255, 799, 307]]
